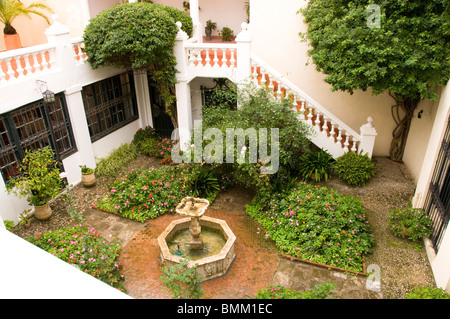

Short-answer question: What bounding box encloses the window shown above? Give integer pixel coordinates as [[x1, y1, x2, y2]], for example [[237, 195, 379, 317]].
[[0, 93, 77, 182], [82, 72, 139, 142]]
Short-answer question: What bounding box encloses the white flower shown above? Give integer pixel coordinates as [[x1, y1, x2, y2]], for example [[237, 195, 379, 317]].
[[240, 146, 247, 154], [59, 172, 68, 179]]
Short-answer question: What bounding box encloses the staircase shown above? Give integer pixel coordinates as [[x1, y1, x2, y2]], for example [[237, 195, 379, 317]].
[[174, 22, 377, 158]]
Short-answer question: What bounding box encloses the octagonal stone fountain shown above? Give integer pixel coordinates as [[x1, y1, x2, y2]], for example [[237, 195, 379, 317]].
[[158, 197, 236, 282]]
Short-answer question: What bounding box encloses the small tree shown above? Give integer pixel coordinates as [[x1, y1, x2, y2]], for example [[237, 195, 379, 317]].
[[300, 0, 450, 162], [83, 2, 193, 129]]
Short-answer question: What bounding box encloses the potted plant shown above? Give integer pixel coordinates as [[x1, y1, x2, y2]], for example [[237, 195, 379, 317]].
[[0, 0, 54, 50], [205, 19, 216, 41], [6, 147, 63, 220], [19, 209, 32, 229], [80, 165, 96, 187], [219, 26, 234, 42]]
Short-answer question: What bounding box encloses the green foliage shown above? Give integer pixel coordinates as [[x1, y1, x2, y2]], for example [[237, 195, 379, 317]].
[[203, 82, 238, 110], [26, 225, 126, 292], [246, 182, 375, 272], [299, 149, 334, 182], [83, 2, 192, 105], [0, 0, 53, 34], [299, 0, 450, 101], [6, 147, 63, 206], [255, 282, 337, 299], [61, 184, 85, 222], [182, 164, 220, 201], [200, 87, 311, 195], [220, 26, 234, 41], [388, 207, 432, 241], [205, 19, 217, 30], [96, 166, 186, 222], [160, 258, 205, 299], [95, 143, 139, 177], [132, 126, 176, 165], [333, 151, 375, 186], [3, 220, 15, 231], [18, 209, 32, 226], [80, 165, 93, 174], [405, 286, 450, 299]]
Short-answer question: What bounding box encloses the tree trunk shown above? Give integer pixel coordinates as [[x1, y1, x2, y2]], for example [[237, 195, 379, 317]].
[[389, 94, 420, 163]]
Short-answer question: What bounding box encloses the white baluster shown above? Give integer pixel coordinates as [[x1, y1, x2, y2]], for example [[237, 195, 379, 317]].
[[299, 99, 306, 120], [314, 111, 322, 130], [6, 58, 15, 80], [39, 51, 49, 70], [268, 74, 274, 92], [351, 136, 358, 152], [251, 62, 259, 84], [337, 127, 343, 145], [259, 67, 266, 86], [343, 134, 350, 152], [15, 55, 25, 78], [204, 48, 211, 68], [276, 79, 283, 101], [329, 122, 336, 142], [31, 52, 39, 72], [196, 49, 203, 67], [291, 94, 298, 112], [322, 115, 329, 133], [212, 48, 219, 68], [307, 106, 314, 125], [229, 48, 236, 67]]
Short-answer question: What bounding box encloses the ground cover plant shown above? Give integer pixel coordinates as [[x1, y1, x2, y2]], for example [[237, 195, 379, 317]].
[[388, 207, 431, 241], [255, 282, 336, 299], [246, 182, 375, 272], [132, 126, 176, 165], [26, 225, 126, 292], [96, 166, 186, 222], [95, 143, 140, 177]]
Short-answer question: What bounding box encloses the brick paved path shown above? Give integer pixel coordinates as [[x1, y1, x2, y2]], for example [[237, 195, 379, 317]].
[[119, 187, 281, 299]]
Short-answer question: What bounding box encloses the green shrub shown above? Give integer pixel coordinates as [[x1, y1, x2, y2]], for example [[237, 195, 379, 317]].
[[388, 207, 432, 241], [246, 182, 375, 272], [219, 26, 234, 41], [95, 143, 139, 177], [3, 220, 15, 231], [132, 126, 160, 148], [83, 2, 182, 105], [96, 166, 186, 222], [405, 286, 450, 299], [333, 152, 375, 186], [182, 164, 220, 201], [160, 258, 205, 299], [255, 282, 336, 299], [299, 149, 334, 182], [26, 225, 126, 292], [200, 87, 311, 195]]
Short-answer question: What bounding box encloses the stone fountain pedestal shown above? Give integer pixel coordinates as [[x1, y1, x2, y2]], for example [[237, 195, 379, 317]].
[[157, 197, 236, 282]]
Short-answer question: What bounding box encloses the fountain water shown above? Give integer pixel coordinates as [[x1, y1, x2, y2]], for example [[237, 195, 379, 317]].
[[158, 196, 236, 282]]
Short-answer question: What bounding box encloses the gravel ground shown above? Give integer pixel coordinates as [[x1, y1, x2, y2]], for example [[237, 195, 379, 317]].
[[10, 155, 436, 299]]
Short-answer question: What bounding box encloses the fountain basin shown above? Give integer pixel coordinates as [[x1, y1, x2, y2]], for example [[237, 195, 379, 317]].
[[158, 215, 236, 282]]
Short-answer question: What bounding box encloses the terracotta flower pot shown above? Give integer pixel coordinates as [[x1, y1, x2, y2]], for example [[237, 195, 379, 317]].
[[4, 33, 22, 51], [34, 202, 52, 220], [82, 171, 96, 187]]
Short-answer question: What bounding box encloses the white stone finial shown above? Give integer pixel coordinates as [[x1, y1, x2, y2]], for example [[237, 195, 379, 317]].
[[52, 14, 60, 23], [241, 22, 248, 31], [366, 116, 374, 128], [176, 21, 182, 30]]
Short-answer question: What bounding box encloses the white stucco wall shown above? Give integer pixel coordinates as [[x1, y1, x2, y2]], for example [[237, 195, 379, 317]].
[[248, 0, 399, 157]]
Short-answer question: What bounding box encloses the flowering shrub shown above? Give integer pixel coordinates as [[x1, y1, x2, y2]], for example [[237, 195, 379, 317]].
[[27, 225, 126, 292], [255, 282, 336, 299], [133, 126, 177, 165], [388, 207, 431, 241], [96, 167, 186, 222], [246, 182, 375, 272], [6, 147, 63, 206], [405, 286, 450, 299]]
